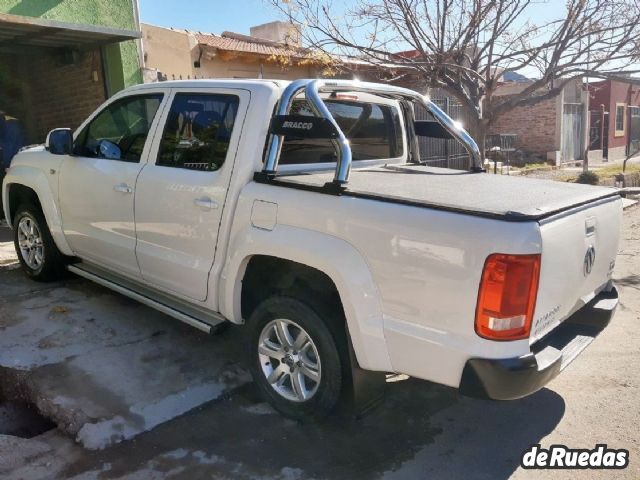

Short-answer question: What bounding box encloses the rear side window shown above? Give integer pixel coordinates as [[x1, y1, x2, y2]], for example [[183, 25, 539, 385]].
[[157, 93, 239, 171], [279, 99, 403, 165]]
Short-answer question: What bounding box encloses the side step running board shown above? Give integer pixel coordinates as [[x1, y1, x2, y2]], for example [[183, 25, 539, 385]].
[[68, 264, 226, 334]]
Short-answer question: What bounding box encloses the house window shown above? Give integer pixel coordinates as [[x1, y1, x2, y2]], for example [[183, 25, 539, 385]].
[[615, 103, 626, 137]]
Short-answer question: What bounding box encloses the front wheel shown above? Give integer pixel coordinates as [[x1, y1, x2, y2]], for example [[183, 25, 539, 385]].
[[13, 204, 66, 282], [247, 296, 346, 420]]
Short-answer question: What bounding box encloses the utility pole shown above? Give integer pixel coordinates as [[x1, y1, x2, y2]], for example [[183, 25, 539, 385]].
[[583, 74, 590, 172], [583, 23, 591, 173]]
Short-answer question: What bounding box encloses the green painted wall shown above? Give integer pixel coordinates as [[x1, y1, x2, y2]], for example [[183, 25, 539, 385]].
[[0, 0, 142, 90]]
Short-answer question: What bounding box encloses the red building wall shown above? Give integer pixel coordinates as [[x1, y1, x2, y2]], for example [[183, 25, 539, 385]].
[[589, 79, 640, 159]]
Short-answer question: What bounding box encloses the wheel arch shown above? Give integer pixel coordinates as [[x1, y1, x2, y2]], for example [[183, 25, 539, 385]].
[[220, 224, 393, 372], [7, 183, 42, 223], [3, 167, 73, 256], [240, 255, 342, 322]]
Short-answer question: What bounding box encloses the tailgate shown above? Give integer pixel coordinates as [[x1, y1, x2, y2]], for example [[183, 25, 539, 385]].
[[530, 196, 623, 344]]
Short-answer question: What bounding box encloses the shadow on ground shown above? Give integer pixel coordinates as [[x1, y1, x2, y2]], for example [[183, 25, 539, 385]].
[[0, 228, 12, 243], [61, 356, 565, 480], [615, 274, 640, 288], [0, 228, 566, 479]]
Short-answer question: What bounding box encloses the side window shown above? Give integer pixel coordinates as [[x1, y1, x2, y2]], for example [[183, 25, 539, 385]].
[[74, 94, 163, 162], [157, 93, 239, 171]]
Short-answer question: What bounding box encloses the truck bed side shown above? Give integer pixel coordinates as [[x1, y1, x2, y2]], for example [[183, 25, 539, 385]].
[[225, 180, 544, 387]]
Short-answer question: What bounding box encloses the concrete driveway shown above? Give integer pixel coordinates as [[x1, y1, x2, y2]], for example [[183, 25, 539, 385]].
[[0, 206, 638, 480]]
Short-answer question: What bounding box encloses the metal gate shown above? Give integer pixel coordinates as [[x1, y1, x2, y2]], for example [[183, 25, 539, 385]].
[[628, 106, 640, 158], [589, 110, 603, 150], [562, 103, 584, 161], [415, 91, 472, 170]]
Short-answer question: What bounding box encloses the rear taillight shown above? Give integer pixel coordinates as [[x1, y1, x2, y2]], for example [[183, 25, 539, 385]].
[[475, 253, 541, 341]]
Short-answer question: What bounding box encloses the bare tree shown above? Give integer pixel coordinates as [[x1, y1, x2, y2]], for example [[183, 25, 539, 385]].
[[272, 0, 640, 159]]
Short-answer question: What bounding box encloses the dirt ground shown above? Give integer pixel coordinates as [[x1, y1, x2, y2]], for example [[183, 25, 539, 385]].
[[0, 205, 638, 480]]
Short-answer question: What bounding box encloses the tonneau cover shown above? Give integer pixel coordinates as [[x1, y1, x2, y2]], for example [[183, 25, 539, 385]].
[[271, 165, 620, 221]]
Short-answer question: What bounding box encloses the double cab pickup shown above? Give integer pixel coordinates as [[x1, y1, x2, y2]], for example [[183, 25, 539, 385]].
[[2, 79, 621, 418]]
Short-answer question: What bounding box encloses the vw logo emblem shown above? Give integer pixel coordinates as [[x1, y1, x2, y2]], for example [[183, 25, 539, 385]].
[[584, 245, 596, 276]]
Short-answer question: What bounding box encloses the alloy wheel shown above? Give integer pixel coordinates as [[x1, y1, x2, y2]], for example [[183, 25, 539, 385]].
[[17, 216, 44, 270], [258, 318, 322, 402]]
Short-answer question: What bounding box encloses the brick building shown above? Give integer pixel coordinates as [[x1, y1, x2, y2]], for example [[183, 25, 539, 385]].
[[488, 80, 587, 165], [0, 0, 143, 143], [488, 89, 560, 160], [588, 78, 640, 162]]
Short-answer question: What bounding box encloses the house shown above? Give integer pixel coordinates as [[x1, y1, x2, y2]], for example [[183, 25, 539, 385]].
[[488, 79, 588, 165], [0, 0, 143, 144], [141, 22, 328, 82], [587, 78, 640, 162]]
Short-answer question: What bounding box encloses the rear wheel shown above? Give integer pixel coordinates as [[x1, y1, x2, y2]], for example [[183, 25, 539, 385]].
[[13, 204, 66, 282], [247, 296, 346, 420]]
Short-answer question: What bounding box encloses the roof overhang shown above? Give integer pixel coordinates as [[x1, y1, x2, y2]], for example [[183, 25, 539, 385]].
[[198, 43, 320, 66], [0, 13, 140, 50]]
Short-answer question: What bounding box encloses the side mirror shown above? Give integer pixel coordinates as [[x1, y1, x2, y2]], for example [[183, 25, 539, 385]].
[[45, 128, 73, 155]]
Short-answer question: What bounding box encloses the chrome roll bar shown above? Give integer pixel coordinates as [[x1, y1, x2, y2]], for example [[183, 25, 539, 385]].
[[263, 79, 483, 184], [263, 79, 309, 178]]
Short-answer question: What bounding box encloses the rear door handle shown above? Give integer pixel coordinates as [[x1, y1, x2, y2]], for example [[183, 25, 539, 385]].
[[113, 183, 133, 194], [193, 197, 219, 210]]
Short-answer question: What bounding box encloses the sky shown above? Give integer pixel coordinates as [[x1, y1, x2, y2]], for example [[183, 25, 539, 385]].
[[137, 0, 636, 78], [138, 0, 557, 36], [138, 0, 279, 35]]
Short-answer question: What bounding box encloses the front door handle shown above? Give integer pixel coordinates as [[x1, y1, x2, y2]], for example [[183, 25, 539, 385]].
[[193, 197, 219, 210], [114, 183, 133, 194]]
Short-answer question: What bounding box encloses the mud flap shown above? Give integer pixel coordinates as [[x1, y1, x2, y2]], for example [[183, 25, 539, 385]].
[[337, 329, 386, 417]]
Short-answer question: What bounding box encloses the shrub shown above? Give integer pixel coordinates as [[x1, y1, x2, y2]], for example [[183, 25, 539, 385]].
[[576, 170, 599, 185]]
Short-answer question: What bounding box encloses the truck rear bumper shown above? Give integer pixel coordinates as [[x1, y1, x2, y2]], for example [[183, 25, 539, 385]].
[[459, 286, 618, 400]]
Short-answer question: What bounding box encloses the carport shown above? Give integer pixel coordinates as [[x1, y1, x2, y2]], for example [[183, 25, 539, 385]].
[[0, 13, 140, 144]]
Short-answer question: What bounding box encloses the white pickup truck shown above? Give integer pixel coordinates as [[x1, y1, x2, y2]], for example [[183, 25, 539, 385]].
[[2, 79, 621, 419]]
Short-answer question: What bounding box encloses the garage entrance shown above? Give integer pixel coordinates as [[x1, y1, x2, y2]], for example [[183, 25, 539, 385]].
[[0, 13, 140, 145]]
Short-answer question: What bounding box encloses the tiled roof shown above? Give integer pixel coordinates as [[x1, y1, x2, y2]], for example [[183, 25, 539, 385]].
[[195, 31, 312, 58]]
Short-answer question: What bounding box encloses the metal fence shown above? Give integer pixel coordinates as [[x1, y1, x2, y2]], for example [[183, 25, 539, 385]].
[[589, 110, 604, 150], [415, 90, 473, 170], [486, 133, 517, 152]]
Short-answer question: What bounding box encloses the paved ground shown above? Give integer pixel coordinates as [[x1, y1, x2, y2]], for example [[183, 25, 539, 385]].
[[0, 225, 250, 451], [0, 225, 15, 265], [0, 205, 638, 479]]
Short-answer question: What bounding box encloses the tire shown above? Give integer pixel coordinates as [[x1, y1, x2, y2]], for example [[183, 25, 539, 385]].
[[247, 296, 347, 420], [13, 204, 66, 282]]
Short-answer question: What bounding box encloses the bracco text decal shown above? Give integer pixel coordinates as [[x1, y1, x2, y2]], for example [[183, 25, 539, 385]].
[[282, 121, 313, 130]]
